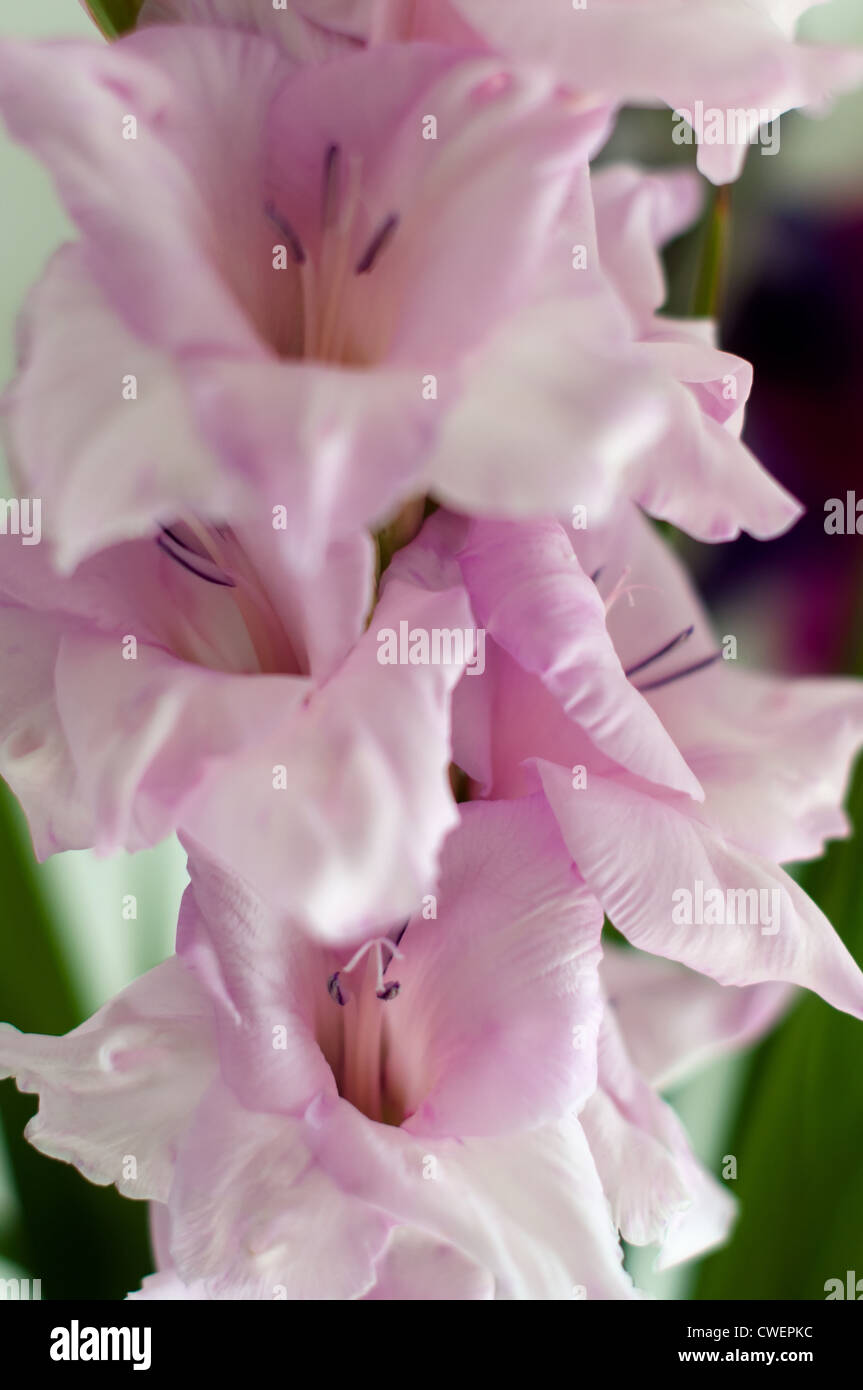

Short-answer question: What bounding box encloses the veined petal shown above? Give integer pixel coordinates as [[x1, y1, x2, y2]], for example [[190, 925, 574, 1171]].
[[539, 762, 863, 1019], [455, 517, 702, 798], [0, 959, 215, 1201]]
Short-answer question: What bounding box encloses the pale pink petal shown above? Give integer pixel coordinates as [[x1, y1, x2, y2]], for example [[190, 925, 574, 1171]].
[[179, 567, 470, 938], [387, 796, 604, 1137], [583, 1012, 735, 1265], [539, 763, 863, 1018], [128, 1270, 208, 1300], [629, 327, 801, 543], [577, 503, 863, 860], [175, 849, 338, 1116], [309, 1094, 638, 1299], [0, 605, 95, 858], [0, 29, 281, 357], [187, 358, 437, 572], [455, 517, 702, 798], [55, 634, 311, 852], [140, 0, 358, 58], [428, 292, 671, 521], [3, 246, 243, 570], [169, 1083, 390, 1300], [603, 946, 792, 1091], [592, 164, 704, 324], [363, 1229, 494, 1300], [0, 959, 215, 1201]]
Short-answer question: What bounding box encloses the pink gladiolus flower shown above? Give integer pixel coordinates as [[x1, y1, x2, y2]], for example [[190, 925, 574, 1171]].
[[433, 499, 863, 1015], [0, 806, 647, 1300], [0, 30, 641, 572], [0, 0, 859, 1310], [0, 521, 473, 942], [0, 809, 796, 1297], [0, 31, 801, 577]]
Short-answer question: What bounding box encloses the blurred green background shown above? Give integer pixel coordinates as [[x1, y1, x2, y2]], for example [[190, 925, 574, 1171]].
[[0, 0, 861, 1299]]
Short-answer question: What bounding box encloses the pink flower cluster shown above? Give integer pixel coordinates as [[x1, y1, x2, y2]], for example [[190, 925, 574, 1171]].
[[0, 0, 861, 1298]]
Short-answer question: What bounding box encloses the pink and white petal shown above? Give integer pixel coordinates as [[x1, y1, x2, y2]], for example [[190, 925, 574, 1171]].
[[180, 573, 470, 939], [169, 1083, 390, 1300], [0, 28, 284, 357], [387, 796, 603, 1138], [4, 246, 243, 571], [429, 294, 670, 521], [232, 528, 375, 683], [175, 849, 337, 1116], [127, 1270, 209, 1300], [0, 959, 215, 1201], [592, 165, 704, 324], [364, 1229, 494, 1300], [384, 0, 481, 43], [456, 518, 702, 797], [55, 634, 311, 852], [583, 1012, 735, 1265], [603, 946, 792, 1091], [0, 605, 95, 858], [309, 1094, 637, 1300], [140, 0, 358, 58], [187, 358, 439, 572], [538, 763, 863, 1018], [670, 671, 863, 864], [629, 340, 802, 543], [575, 504, 863, 862]]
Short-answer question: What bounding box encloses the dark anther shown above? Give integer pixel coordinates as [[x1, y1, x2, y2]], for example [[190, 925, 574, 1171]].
[[625, 625, 695, 678], [327, 971, 347, 1006], [265, 201, 307, 265], [160, 524, 196, 553], [376, 981, 401, 1002], [634, 650, 723, 693], [156, 534, 236, 587], [355, 213, 400, 275], [590, 567, 604, 586], [322, 142, 342, 227]]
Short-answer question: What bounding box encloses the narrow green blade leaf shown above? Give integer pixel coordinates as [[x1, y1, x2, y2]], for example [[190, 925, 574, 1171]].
[[81, 1, 145, 39], [690, 185, 731, 320]]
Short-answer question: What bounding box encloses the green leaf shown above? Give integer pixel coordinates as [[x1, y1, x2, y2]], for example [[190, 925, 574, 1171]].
[[690, 185, 732, 320], [81, 0, 146, 39]]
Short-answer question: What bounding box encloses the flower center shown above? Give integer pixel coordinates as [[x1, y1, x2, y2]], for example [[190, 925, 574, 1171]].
[[321, 934, 408, 1126], [155, 520, 301, 676], [267, 143, 400, 365]]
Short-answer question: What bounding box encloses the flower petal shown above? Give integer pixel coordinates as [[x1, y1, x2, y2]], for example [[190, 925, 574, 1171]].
[[455, 516, 702, 798], [390, 796, 604, 1137], [0, 959, 215, 1201], [539, 762, 863, 1018]]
